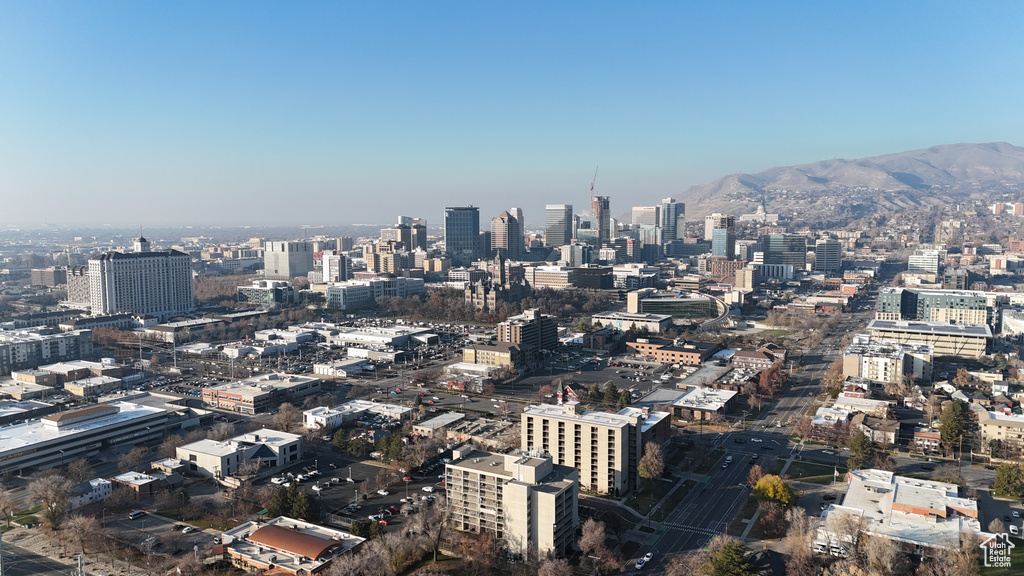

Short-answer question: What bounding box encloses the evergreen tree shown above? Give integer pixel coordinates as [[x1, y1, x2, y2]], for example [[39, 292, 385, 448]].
[[617, 390, 631, 409], [711, 541, 756, 576], [937, 400, 971, 453], [993, 463, 1024, 499], [603, 381, 619, 409], [846, 431, 876, 470], [291, 488, 321, 521]]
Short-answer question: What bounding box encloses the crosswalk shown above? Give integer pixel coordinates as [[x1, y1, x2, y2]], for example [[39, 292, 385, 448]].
[[661, 521, 724, 536]]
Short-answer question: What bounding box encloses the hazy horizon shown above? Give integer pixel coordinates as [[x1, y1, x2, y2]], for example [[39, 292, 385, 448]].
[[2, 3, 1023, 228]]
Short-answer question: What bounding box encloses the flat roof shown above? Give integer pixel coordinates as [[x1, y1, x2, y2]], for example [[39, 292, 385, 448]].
[[591, 311, 672, 322], [0, 401, 166, 457], [523, 403, 635, 428], [867, 319, 992, 338], [415, 412, 466, 431], [673, 387, 737, 411]]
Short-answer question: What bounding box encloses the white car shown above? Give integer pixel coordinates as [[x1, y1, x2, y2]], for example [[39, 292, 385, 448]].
[[181, 526, 195, 534], [636, 558, 647, 569], [422, 486, 434, 493], [270, 477, 286, 485], [751, 438, 763, 443], [311, 485, 322, 492], [377, 489, 390, 496]]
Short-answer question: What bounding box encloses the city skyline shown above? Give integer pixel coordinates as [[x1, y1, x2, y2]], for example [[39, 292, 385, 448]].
[[2, 3, 1023, 227]]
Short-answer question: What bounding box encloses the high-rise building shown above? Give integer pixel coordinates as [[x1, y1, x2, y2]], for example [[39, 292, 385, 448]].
[[545, 204, 573, 247], [88, 237, 194, 321], [321, 251, 348, 282], [497, 309, 558, 351], [591, 196, 610, 246], [509, 207, 525, 255], [264, 241, 314, 280], [521, 402, 669, 496], [814, 239, 842, 274], [380, 224, 413, 249], [446, 446, 578, 559], [704, 213, 723, 241], [660, 198, 685, 242], [444, 206, 481, 267], [908, 249, 942, 275], [761, 234, 807, 270], [710, 216, 736, 259], [491, 211, 523, 260], [631, 206, 660, 227], [396, 217, 428, 250]]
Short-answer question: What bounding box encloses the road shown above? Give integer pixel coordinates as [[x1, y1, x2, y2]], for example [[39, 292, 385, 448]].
[[0, 539, 82, 576]]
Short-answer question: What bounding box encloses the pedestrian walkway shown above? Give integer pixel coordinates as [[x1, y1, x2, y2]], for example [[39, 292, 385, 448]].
[[739, 451, 798, 540]]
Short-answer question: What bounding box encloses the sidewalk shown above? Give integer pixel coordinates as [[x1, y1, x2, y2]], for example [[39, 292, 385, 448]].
[[738, 452, 798, 541]]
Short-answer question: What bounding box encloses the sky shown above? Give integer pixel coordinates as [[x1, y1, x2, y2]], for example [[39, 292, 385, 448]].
[[2, 2, 1023, 229]]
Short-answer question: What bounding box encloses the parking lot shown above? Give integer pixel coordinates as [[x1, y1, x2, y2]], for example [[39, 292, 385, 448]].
[[103, 510, 213, 554]]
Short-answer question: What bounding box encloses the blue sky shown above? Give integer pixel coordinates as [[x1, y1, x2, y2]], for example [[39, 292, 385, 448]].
[[1, 2, 1022, 228]]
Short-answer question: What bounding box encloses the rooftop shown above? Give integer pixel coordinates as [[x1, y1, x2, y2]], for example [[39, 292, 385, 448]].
[[0, 402, 166, 457], [844, 334, 934, 358], [523, 403, 637, 428], [415, 412, 466, 431], [867, 319, 992, 338], [672, 387, 738, 411], [222, 516, 364, 572], [591, 311, 672, 322]]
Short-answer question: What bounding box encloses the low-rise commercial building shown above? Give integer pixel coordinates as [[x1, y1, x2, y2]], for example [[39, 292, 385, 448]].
[[462, 342, 528, 368], [64, 375, 123, 398], [176, 430, 302, 478], [446, 447, 578, 559], [220, 516, 365, 575], [671, 387, 738, 421], [445, 417, 518, 449], [412, 412, 466, 436], [626, 338, 721, 365], [302, 400, 413, 430], [202, 373, 322, 415], [590, 311, 672, 334], [0, 402, 169, 476]]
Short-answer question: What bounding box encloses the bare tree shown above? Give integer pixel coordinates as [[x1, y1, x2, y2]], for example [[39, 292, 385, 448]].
[[66, 458, 96, 483], [273, 402, 301, 432], [28, 474, 73, 529], [207, 421, 236, 441], [0, 488, 16, 528], [117, 446, 150, 472], [988, 517, 1006, 534], [158, 434, 185, 458], [420, 495, 451, 562], [537, 558, 573, 576], [862, 534, 909, 576], [638, 442, 665, 480], [64, 514, 100, 556]]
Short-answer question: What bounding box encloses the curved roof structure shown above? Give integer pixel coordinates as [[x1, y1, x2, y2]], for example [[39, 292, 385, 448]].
[[248, 524, 340, 560]]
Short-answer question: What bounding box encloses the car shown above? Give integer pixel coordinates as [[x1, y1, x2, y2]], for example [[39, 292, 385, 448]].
[[722, 464, 728, 469], [822, 450, 836, 455], [823, 495, 837, 501], [1015, 511, 1021, 518], [761, 446, 773, 451], [377, 490, 390, 496], [820, 503, 828, 510], [378, 520, 388, 526], [751, 438, 763, 443], [181, 526, 195, 534], [751, 454, 759, 461], [644, 552, 653, 562], [733, 438, 746, 444], [403, 476, 412, 482], [423, 486, 435, 492], [636, 558, 647, 569], [331, 478, 341, 483], [368, 515, 378, 521], [311, 485, 322, 492]]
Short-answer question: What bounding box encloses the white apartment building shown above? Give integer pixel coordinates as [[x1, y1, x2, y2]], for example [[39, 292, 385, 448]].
[[842, 335, 933, 384], [176, 430, 302, 478], [446, 447, 578, 559], [88, 237, 194, 321], [0, 329, 94, 376]]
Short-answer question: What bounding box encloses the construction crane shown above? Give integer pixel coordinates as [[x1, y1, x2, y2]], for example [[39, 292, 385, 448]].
[[590, 165, 599, 199]]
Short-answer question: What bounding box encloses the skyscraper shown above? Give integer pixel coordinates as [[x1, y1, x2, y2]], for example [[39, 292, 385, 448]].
[[661, 198, 685, 242], [444, 206, 481, 267], [814, 239, 842, 274], [710, 215, 736, 259], [591, 196, 610, 245], [631, 206, 660, 227], [509, 207, 525, 257], [491, 211, 523, 260], [545, 204, 573, 247], [762, 234, 807, 269], [88, 237, 194, 320]]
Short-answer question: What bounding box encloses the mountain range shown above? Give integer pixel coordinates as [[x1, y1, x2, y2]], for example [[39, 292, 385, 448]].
[[672, 142, 1024, 224]]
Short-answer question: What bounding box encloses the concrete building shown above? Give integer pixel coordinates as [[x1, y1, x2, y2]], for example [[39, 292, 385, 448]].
[[444, 206, 481, 267], [264, 241, 314, 281], [590, 311, 672, 333], [631, 205, 660, 227], [815, 469, 983, 558], [202, 373, 322, 415], [908, 249, 942, 275], [626, 338, 721, 365], [978, 411, 1024, 455], [64, 375, 123, 398], [875, 287, 990, 326], [524, 265, 576, 289], [866, 320, 989, 359], [0, 329, 94, 376], [735, 266, 761, 291], [842, 335, 933, 384], [591, 196, 610, 246], [462, 342, 528, 368], [446, 417, 518, 449], [671, 387, 738, 420], [88, 238, 194, 321], [0, 402, 169, 476], [761, 234, 807, 270], [814, 239, 842, 274], [498, 309, 558, 351], [446, 447, 579, 559], [220, 516, 365, 575], [324, 276, 425, 311], [412, 412, 466, 436], [238, 280, 298, 305], [176, 430, 302, 478], [521, 402, 666, 496], [302, 400, 413, 430]]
